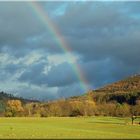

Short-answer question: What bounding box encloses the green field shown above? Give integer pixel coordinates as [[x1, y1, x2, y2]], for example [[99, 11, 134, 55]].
[[0, 117, 140, 139]]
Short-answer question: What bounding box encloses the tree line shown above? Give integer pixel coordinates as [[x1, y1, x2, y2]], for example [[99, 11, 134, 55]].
[[1, 92, 140, 117], [0, 89, 140, 117]]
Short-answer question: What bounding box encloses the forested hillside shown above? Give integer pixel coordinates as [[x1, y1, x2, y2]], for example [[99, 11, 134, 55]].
[[0, 74, 140, 117], [0, 91, 39, 116], [86, 74, 140, 105]]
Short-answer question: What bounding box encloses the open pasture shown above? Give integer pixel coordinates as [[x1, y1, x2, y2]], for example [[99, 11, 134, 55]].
[[0, 117, 140, 139]]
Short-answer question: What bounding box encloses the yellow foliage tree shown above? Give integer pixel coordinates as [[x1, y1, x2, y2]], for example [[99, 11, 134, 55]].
[[5, 100, 24, 117]]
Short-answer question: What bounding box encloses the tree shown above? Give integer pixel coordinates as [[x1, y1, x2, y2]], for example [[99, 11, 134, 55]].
[[5, 100, 24, 117]]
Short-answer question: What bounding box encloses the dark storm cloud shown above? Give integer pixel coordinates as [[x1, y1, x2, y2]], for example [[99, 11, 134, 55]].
[[54, 1, 140, 84], [0, 2, 50, 44], [18, 62, 48, 86], [0, 1, 140, 100], [56, 2, 140, 63], [15, 84, 58, 101], [46, 62, 78, 87], [19, 62, 78, 87], [57, 83, 85, 99], [4, 63, 22, 74], [0, 2, 62, 57], [81, 58, 140, 89]]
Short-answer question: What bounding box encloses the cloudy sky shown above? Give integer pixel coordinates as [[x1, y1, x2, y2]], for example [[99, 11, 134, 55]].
[[0, 1, 140, 100]]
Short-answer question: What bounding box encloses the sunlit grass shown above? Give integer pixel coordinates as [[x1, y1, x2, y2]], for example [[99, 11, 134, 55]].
[[0, 117, 140, 139]]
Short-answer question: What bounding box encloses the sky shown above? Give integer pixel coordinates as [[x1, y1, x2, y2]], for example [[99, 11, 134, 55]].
[[0, 1, 140, 101]]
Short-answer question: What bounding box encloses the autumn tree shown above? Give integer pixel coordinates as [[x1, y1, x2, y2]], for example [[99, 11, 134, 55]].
[[5, 100, 24, 117], [81, 100, 95, 116]]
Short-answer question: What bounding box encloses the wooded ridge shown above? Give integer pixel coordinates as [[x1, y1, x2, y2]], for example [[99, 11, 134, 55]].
[[0, 74, 140, 117]]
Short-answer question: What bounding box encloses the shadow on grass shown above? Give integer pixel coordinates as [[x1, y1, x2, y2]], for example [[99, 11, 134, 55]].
[[88, 121, 125, 125]]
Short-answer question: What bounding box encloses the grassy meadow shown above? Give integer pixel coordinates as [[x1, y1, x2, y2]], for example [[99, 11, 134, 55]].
[[0, 116, 140, 139]]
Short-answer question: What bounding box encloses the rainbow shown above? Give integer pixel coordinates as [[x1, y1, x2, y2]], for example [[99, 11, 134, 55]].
[[28, 2, 90, 92]]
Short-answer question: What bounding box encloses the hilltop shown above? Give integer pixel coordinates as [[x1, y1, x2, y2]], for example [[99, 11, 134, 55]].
[[68, 74, 140, 105], [85, 74, 140, 105], [95, 74, 140, 93]]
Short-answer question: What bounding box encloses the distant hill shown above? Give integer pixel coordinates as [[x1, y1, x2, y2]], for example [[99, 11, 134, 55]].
[[0, 74, 140, 117], [0, 91, 39, 113], [95, 74, 140, 93], [0, 91, 39, 115], [0, 91, 39, 104], [70, 74, 140, 105], [1, 74, 140, 105]]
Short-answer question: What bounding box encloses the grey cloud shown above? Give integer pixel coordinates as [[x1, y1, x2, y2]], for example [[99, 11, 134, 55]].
[[80, 57, 140, 89], [0, 2, 140, 100], [15, 85, 58, 101], [46, 62, 78, 87], [55, 1, 140, 65], [18, 62, 48, 86], [4, 63, 22, 74], [57, 83, 85, 99], [18, 62, 79, 87], [0, 2, 45, 46]]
